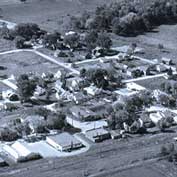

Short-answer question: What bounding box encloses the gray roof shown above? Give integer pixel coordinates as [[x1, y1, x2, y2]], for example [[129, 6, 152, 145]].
[[85, 128, 109, 138], [70, 106, 96, 119], [47, 132, 81, 147]]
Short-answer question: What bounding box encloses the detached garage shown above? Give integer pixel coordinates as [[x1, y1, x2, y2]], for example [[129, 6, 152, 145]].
[[46, 132, 83, 152]]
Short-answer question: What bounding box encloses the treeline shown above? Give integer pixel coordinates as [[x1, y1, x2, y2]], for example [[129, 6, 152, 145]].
[[69, 0, 177, 36]]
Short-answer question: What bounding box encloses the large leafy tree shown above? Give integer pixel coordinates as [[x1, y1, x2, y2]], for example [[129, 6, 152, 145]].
[[17, 74, 36, 102]]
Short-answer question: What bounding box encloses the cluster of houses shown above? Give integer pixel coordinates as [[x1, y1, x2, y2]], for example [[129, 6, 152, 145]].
[[0, 36, 177, 167]]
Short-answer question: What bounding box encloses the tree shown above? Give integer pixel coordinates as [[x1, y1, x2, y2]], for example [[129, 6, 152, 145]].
[[46, 113, 66, 130], [167, 67, 173, 76], [108, 110, 130, 130], [43, 32, 62, 50], [15, 36, 25, 49], [0, 127, 20, 141], [86, 68, 109, 89], [157, 117, 174, 132], [96, 33, 112, 50], [17, 74, 36, 102], [64, 32, 80, 50], [14, 23, 42, 41], [85, 30, 98, 51]]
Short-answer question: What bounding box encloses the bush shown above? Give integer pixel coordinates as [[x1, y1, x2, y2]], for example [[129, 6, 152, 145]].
[[0, 128, 20, 141]]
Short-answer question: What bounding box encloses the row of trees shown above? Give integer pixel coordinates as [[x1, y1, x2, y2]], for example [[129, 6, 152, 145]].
[[69, 0, 177, 36]]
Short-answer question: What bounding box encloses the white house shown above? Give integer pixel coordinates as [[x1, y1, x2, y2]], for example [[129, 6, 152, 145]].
[[2, 89, 19, 101], [149, 112, 164, 124], [126, 82, 146, 91], [54, 70, 62, 79], [84, 85, 102, 96], [46, 132, 82, 152]]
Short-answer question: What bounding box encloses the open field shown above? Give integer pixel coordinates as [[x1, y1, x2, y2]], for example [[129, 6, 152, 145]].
[[135, 76, 167, 90], [0, 51, 64, 77], [0, 0, 116, 32]]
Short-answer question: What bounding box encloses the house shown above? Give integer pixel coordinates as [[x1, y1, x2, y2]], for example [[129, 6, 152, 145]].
[[92, 47, 104, 58], [66, 77, 83, 92], [23, 115, 45, 133], [54, 70, 62, 79], [114, 88, 138, 97], [162, 57, 173, 65], [33, 85, 46, 97], [55, 80, 65, 93], [149, 112, 164, 124], [152, 89, 168, 103], [112, 45, 144, 54], [117, 53, 131, 61], [70, 106, 98, 121], [137, 66, 149, 76], [72, 92, 88, 104], [85, 128, 110, 142], [156, 64, 168, 72], [126, 82, 146, 91], [46, 132, 82, 151], [84, 85, 102, 96], [2, 90, 19, 101]]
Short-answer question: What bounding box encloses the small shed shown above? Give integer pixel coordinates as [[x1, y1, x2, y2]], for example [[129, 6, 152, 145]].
[[46, 132, 83, 151]]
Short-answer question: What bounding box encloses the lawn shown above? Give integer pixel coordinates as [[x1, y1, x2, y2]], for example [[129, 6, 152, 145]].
[[0, 51, 63, 77], [135, 76, 166, 91]]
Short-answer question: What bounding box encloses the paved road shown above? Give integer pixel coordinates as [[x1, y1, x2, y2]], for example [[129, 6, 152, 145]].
[[0, 48, 80, 90], [0, 49, 80, 75], [122, 73, 167, 83], [0, 79, 17, 91]]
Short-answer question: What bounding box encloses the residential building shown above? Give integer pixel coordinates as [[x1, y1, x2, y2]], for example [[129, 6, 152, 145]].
[[84, 85, 102, 96], [126, 82, 146, 91], [69, 106, 98, 121], [23, 115, 45, 133], [46, 132, 82, 151], [162, 57, 173, 65], [2, 89, 19, 101], [149, 112, 164, 124]]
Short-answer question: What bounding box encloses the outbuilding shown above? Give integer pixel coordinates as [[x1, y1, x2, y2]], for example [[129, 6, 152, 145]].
[[3, 141, 41, 162], [85, 128, 110, 143]]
